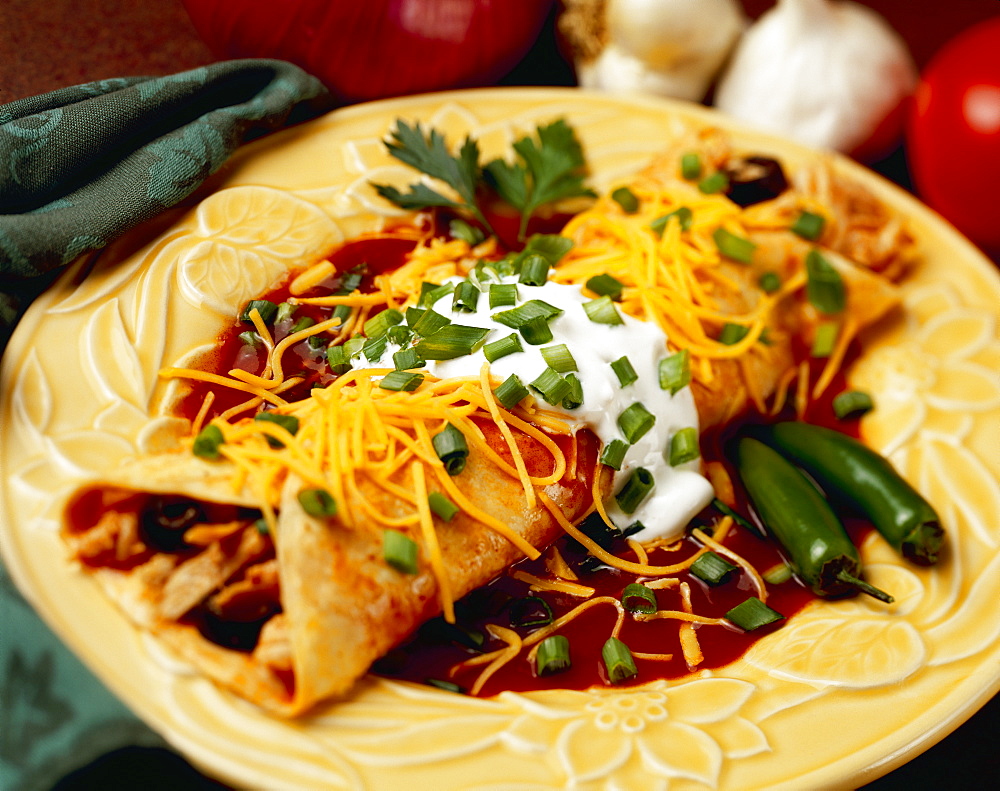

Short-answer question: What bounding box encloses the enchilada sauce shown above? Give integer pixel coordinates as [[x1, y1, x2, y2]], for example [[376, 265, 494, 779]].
[[165, 227, 872, 697]]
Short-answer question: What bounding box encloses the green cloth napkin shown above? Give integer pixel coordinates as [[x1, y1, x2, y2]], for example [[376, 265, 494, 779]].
[[0, 58, 334, 348], [0, 59, 333, 789]]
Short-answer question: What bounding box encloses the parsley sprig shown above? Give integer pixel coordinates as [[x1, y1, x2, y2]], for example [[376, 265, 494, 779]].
[[372, 119, 594, 242], [485, 119, 595, 241]]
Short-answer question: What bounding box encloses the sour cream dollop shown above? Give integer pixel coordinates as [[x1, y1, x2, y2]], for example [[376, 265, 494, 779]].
[[359, 275, 715, 542]]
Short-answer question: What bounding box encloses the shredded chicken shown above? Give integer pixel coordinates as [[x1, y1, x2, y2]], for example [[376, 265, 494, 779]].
[[208, 558, 281, 621], [68, 509, 147, 562], [157, 527, 269, 621]]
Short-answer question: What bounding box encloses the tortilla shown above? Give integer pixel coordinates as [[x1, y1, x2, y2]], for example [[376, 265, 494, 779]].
[[64, 421, 603, 716], [61, 123, 909, 716]]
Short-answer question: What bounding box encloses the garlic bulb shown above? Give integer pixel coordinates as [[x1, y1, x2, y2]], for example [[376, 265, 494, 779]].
[[714, 0, 917, 156], [559, 0, 746, 102]]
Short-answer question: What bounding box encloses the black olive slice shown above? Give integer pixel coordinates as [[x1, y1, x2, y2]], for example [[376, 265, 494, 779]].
[[723, 156, 789, 207], [140, 496, 203, 552]]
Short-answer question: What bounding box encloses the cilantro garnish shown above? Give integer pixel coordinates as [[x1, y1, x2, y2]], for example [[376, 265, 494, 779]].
[[485, 119, 595, 241], [373, 121, 490, 232], [372, 118, 594, 243]]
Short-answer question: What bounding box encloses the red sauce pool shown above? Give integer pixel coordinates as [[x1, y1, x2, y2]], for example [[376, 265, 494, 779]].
[[172, 227, 878, 696]]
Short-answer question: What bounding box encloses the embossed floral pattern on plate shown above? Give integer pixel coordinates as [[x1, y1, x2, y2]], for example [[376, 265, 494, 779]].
[[1, 89, 998, 791]]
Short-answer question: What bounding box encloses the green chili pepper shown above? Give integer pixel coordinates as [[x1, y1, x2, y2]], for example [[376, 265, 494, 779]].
[[760, 422, 945, 565], [737, 437, 893, 602]]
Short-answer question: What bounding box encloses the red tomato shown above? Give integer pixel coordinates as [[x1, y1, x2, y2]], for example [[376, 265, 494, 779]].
[[181, 0, 552, 104], [906, 18, 1000, 254]]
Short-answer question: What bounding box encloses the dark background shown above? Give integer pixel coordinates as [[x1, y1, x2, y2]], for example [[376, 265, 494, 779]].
[[1, 1, 997, 789]]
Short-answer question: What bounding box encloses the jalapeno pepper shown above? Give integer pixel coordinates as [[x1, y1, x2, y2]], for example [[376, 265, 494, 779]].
[[737, 438, 893, 602], [762, 422, 945, 565]]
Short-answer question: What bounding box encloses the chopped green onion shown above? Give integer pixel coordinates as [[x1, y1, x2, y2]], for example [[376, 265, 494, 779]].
[[530, 367, 572, 405], [650, 206, 693, 236], [342, 336, 365, 359], [254, 412, 299, 448], [378, 370, 424, 391], [658, 349, 691, 394], [805, 249, 846, 314], [327, 344, 353, 374], [599, 438, 629, 470], [668, 427, 699, 466], [469, 263, 501, 290], [521, 234, 574, 265], [719, 322, 750, 345], [254, 518, 270, 535], [452, 280, 480, 313], [610, 355, 638, 387], [418, 281, 439, 303], [240, 299, 278, 324], [725, 597, 784, 631], [494, 374, 529, 409], [192, 424, 224, 460], [415, 325, 490, 360], [509, 595, 553, 627], [585, 272, 625, 301], [332, 304, 353, 327], [562, 373, 584, 410], [690, 551, 738, 585], [237, 330, 261, 348], [615, 467, 655, 514], [337, 267, 365, 294], [832, 389, 874, 420], [425, 678, 463, 694], [384, 529, 418, 574], [583, 295, 624, 325], [393, 347, 425, 371], [298, 488, 337, 518], [602, 637, 638, 684], [698, 171, 729, 194], [518, 254, 550, 286], [433, 423, 469, 476], [420, 281, 455, 308], [713, 498, 764, 538], [618, 402, 655, 444], [489, 282, 518, 308], [791, 210, 826, 241], [811, 320, 840, 358], [492, 299, 563, 329], [386, 324, 412, 346], [763, 562, 793, 585], [611, 186, 639, 213], [536, 635, 572, 676], [276, 302, 295, 324], [541, 344, 578, 373], [518, 315, 554, 345], [483, 332, 524, 363], [363, 308, 404, 339], [306, 333, 326, 351], [411, 307, 452, 338], [428, 492, 459, 522], [450, 218, 484, 245], [759, 271, 782, 293], [405, 306, 425, 327], [713, 227, 757, 264], [362, 334, 388, 362], [681, 152, 702, 180], [621, 583, 657, 614]]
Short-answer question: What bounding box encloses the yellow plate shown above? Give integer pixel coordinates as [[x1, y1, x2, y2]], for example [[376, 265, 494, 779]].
[[2, 88, 998, 791]]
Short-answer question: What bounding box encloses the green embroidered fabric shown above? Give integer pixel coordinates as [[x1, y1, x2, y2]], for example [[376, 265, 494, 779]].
[[0, 59, 332, 789], [0, 59, 334, 347]]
